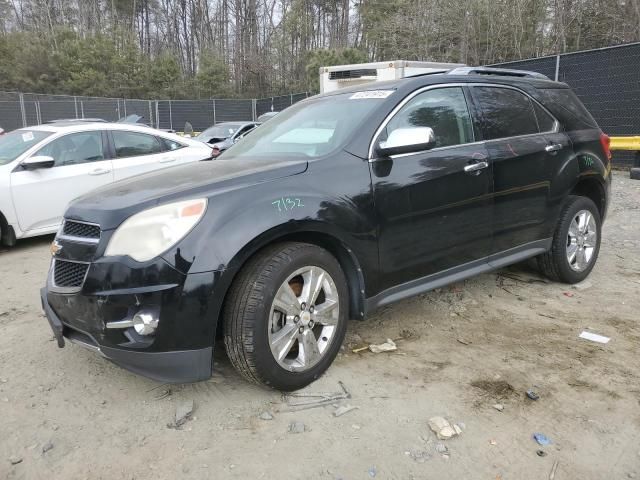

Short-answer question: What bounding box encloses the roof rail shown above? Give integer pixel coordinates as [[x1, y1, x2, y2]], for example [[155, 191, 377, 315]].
[[404, 69, 450, 78], [447, 66, 549, 80]]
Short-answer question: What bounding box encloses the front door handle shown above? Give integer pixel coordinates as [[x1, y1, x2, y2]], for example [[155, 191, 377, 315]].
[[545, 143, 563, 153], [159, 157, 176, 163], [464, 161, 489, 174], [88, 168, 111, 176]]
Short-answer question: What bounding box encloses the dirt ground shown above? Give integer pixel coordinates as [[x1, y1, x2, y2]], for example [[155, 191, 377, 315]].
[[1, 171, 639, 480]]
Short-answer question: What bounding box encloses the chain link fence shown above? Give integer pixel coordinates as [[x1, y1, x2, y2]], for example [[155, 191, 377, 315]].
[[2, 43, 639, 165], [0, 91, 312, 133], [491, 42, 640, 167]]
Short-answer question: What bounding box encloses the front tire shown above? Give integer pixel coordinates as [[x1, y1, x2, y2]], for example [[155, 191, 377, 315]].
[[223, 242, 348, 391], [538, 195, 601, 283]]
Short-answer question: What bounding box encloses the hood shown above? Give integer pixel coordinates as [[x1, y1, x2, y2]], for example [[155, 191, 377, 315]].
[[66, 157, 308, 229]]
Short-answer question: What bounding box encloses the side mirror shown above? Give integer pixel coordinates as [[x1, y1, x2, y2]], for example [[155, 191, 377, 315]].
[[376, 127, 436, 157], [22, 155, 55, 170]]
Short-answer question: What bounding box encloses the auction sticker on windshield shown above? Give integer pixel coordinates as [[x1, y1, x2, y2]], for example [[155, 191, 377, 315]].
[[22, 131, 34, 142], [350, 90, 394, 100]]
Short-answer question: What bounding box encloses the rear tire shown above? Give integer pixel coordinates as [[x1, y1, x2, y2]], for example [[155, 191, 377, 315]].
[[223, 242, 348, 391], [537, 195, 601, 283]]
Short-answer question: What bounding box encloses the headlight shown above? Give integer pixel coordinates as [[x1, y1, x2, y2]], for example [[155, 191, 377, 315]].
[[105, 198, 207, 262]]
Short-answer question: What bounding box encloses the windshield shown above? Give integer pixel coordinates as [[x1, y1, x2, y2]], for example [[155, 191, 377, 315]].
[[196, 123, 244, 140], [0, 130, 53, 166], [223, 93, 386, 159]]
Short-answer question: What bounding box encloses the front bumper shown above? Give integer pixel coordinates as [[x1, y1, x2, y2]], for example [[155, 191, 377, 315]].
[[41, 287, 211, 382], [41, 258, 221, 383]]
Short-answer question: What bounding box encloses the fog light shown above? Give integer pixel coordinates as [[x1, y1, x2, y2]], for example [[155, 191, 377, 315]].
[[132, 310, 159, 336]]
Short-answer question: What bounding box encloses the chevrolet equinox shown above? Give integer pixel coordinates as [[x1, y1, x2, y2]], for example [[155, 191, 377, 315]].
[[42, 67, 611, 391]]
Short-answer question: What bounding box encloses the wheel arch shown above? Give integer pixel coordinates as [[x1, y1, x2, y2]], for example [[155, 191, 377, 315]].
[[570, 175, 606, 219], [213, 226, 367, 338], [274, 231, 367, 320]]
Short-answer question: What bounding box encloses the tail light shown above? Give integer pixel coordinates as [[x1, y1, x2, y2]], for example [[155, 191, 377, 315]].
[[599, 132, 612, 162]]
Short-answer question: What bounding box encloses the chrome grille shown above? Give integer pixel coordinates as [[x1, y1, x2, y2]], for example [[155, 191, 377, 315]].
[[53, 260, 89, 288], [62, 220, 100, 240]]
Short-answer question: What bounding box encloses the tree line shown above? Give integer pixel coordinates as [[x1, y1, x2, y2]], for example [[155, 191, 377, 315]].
[[0, 0, 638, 99]]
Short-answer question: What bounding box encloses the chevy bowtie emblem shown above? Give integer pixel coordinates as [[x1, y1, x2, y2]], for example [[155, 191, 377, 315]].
[[50, 240, 62, 256]]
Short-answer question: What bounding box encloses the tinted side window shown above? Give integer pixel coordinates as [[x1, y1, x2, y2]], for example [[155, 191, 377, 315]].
[[384, 87, 474, 148], [474, 87, 538, 139], [113, 131, 163, 158], [36, 131, 105, 167], [532, 102, 556, 132]]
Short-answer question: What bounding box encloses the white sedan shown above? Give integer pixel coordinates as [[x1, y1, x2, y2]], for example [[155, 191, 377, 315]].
[[0, 122, 213, 245]]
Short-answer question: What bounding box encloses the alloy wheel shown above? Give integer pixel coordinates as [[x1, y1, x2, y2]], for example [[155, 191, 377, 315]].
[[566, 209, 597, 272], [268, 266, 340, 372]]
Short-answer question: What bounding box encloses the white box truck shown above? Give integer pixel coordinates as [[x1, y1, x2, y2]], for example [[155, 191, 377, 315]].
[[319, 60, 465, 93]]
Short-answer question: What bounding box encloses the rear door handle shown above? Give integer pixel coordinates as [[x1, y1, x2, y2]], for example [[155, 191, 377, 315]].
[[464, 161, 489, 174], [88, 168, 111, 176], [159, 157, 176, 163], [545, 143, 563, 153]]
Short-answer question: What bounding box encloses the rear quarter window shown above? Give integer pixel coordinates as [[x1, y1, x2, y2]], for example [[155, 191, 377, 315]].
[[537, 88, 599, 131], [161, 137, 187, 151]]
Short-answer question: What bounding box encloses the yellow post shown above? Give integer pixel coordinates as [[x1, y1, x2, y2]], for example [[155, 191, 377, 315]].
[[609, 136, 640, 151]]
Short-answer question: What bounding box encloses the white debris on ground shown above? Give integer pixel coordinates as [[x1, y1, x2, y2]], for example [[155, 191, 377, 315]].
[[368, 338, 397, 353]]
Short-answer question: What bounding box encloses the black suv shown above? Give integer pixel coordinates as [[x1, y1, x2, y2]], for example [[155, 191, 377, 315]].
[[41, 67, 611, 391]]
